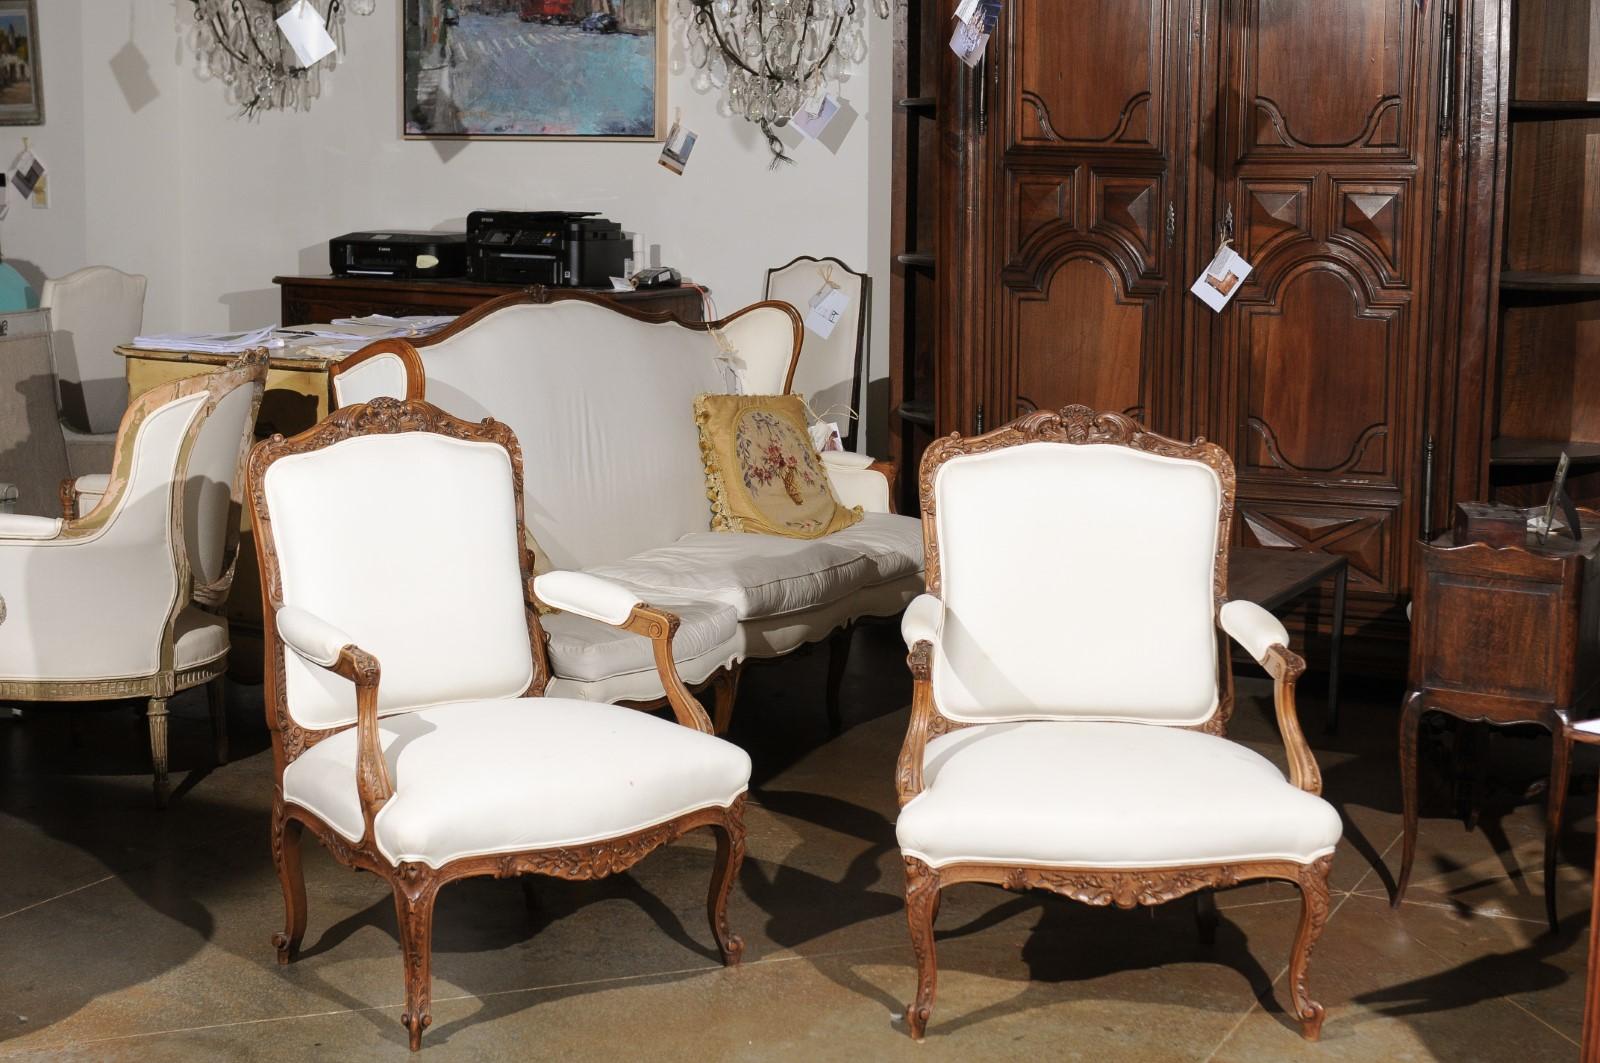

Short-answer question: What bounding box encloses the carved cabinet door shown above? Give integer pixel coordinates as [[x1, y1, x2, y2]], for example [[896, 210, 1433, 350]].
[[957, 0, 1195, 436], [1206, 0, 1447, 598]]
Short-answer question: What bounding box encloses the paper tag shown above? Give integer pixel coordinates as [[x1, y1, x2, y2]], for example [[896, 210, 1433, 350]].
[[1190, 245, 1253, 311], [659, 120, 697, 175], [950, 22, 990, 67], [805, 285, 851, 339], [792, 94, 841, 141], [953, 0, 982, 22], [277, 0, 338, 68], [809, 420, 844, 453], [10, 149, 42, 202], [609, 276, 635, 292]]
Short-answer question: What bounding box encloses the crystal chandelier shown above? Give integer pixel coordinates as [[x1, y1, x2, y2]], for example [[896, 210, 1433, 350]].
[[188, 0, 375, 116], [681, 0, 887, 164]]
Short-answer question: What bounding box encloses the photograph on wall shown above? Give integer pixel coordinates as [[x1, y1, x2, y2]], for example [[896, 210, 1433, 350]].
[[403, 0, 663, 140], [0, 0, 41, 126]]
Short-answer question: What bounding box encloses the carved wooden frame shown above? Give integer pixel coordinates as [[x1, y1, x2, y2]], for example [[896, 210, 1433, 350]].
[[247, 397, 746, 1051], [3, 349, 268, 805], [327, 285, 805, 404], [895, 406, 1331, 1041]]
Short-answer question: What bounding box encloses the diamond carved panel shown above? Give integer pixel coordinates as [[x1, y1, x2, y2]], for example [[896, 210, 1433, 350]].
[[1243, 183, 1311, 261], [1239, 504, 1393, 590], [1335, 184, 1406, 283]]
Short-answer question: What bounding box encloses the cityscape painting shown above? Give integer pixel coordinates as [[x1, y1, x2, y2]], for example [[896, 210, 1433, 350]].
[[402, 0, 663, 140]]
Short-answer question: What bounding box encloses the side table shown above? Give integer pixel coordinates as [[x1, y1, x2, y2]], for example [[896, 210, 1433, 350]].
[[1229, 546, 1349, 731]]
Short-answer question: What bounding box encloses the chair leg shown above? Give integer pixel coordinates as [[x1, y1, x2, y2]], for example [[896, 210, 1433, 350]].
[[207, 675, 229, 766], [711, 666, 742, 736], [1545, 729, 1573, 934], [1394, 689, 1425, 907], [1196, 888, 1219, 946], [270, 803, 308, 964], [146, 697, 170, 808], [825, 626, 853, 735], [903, 857, 941, 1041], [706, 811, 746, 966], [1288, 856, 1333, 1041], [393, 871, 440, 1052]]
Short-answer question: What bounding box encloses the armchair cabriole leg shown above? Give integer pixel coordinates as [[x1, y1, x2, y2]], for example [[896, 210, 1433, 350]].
[[707, 806, 747, 966], [1288, 855, 1333, 1041], [207, 674, 229, 765], [1195, 889, 1219, 946], [393, 869, 440, 1052], [903, 857, 940, 1041], [711, 666, 742, 736], [825, 626, 853, 735], [270, 804, 307, 964], [1394, 689, 1424, 907], [146, 697, 170, 807]]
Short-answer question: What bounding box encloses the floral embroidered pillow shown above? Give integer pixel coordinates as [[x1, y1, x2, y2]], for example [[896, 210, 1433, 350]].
[[694, 393, 863, 539]]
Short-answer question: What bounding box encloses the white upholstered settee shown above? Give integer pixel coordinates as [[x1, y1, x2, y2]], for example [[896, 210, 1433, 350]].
[[329, 289, 923, 730]]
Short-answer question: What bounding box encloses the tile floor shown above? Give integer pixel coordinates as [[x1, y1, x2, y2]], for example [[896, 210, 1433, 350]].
[[0, 625, 1592, 1061]]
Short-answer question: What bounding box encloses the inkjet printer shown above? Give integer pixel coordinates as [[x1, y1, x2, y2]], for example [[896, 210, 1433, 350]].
[[466, 210, 629, 287]]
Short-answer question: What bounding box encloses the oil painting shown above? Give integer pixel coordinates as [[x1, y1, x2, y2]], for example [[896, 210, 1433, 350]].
[[403, 0, 663, 140], [0, 0, 41, 126]]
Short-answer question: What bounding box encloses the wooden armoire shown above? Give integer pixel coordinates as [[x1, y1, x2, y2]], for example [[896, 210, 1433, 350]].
[[888, 0, 1600, 670]]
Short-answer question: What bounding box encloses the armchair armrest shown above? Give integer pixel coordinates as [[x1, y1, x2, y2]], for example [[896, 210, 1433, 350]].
[[901, 593, 944, 651], [531, 571, 714, 734], [1219, 599, 1321, 795], [0, 513, 64, 540], [896, 593, 948, 809], [59, 473, 110, 520], [822, 452, 897, 514], [272, 605, 394, 835]]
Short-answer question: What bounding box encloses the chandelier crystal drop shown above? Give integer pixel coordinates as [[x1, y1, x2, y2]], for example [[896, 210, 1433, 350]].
[[681, 0, 887, 165], [188, 0, 373, 116]]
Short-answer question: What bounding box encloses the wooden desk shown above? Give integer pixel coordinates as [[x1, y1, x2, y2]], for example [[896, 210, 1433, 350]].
[[1397, 519, 1600, 932], [1229, 546, 1349, 731], [274, 275, 706, 325]]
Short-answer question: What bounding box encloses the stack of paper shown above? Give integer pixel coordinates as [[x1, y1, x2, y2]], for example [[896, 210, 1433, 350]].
[[128, 326, 281, 353], [328, 314, 456, 336]]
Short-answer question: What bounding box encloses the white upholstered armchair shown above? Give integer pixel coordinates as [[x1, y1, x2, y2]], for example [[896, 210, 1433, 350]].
[[0, 351, 267, 805], [249, 398, 751, 1052], [894, 407, 1342, 1041]]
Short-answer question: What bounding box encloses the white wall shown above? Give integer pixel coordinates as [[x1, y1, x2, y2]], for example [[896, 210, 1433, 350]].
[[2, 0, 892, 439]]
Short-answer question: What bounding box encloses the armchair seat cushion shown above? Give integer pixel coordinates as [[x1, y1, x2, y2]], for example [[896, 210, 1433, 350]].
[[541, 594, 740, 684], [897, 721, 1341, 870], [585, 512, 923, 621], [174, 607, 228, 670], [283, 697, 751, 868]]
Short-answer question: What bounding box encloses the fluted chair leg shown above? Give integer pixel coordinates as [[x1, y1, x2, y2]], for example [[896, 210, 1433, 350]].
[[207, 675, 229, 765], [146, 697, 170, 807]]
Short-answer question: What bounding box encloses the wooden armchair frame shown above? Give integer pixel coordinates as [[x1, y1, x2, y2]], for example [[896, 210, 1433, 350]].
[[894, 407, 1331, 1041], [247, 398, 745, 1051]]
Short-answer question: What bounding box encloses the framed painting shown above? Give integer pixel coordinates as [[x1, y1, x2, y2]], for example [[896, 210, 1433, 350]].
[[0, 0, 41, 126], [402, 0, 664, 141]]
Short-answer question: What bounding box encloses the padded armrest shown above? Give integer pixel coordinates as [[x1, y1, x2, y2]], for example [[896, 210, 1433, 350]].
[[68, 473, 111, 519], [825, 461, 893, 514], [820, 451, 875, 471], [0, 514, 64, 540], [902, 593, 944, 651], [532, 571, 642, 627], [276, 605, 356, 668], [1219, 600, 1290, 664]]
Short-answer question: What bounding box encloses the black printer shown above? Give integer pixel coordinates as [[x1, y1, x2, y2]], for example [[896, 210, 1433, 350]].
[[329, 231, 468, 279], [466, 211, 629, 287]]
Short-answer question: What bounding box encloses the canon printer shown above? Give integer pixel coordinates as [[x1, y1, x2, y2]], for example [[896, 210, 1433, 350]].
[[466, 210, 629, 287], [329, 231, 468, 279]]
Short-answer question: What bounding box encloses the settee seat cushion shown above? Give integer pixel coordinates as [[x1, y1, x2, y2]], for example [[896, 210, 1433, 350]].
[[541, 593, 740, 684], [585, 512, 923, 621], [283, 697, 751, 869], [897, 721, 1342, 870]]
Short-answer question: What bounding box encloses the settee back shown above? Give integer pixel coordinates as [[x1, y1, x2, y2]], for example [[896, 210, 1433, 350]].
[[331, 292, 801, 571]]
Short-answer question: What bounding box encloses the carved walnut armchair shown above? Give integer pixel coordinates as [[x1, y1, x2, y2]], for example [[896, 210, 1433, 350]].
[[0, 350, 267, 805], [894, 407, 1343, 1041], [247, 398, 751, 1052]]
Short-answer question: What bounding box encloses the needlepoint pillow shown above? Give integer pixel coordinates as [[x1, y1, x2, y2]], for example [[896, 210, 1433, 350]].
[[694, 393, 863, 539]]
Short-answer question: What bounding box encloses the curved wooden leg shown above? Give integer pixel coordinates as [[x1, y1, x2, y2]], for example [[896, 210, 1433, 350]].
[[711, 666, 742, 737], [1545, 728, 1572, 934], [1394, 689, 1425, 907], [825, 626, 854, 735], [706, 803, 746, 966], [903, 857, 941, 1041], [207, 675, 229, 766], [1196, 888, 1219, 946], [1288, 855, 1333, 1041], [147, 697, 170, 808], [393, 869, 440, 1052], [270, 803, 308, 964]]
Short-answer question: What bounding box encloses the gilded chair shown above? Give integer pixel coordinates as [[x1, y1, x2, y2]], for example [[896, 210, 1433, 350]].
[[0, 350, 268, 804], [894, 407, 1343, 1041], [248, 398, 750, 1052], [41, 265, 149, 476]]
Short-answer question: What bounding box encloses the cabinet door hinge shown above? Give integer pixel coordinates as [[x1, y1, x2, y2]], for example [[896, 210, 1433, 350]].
[[1438, 13, 1456, 139], [975, 402, 985, 434]]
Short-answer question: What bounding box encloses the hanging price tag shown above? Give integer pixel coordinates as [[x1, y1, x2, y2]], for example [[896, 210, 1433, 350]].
[[1190, 244, 1254, 312], [805, 284, 851, 339]]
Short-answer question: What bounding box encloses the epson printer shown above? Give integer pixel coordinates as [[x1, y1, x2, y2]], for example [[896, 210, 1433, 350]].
[[466, 211, 629, 287]]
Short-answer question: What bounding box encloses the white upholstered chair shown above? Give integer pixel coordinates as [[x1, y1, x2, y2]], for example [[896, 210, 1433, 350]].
[[249, 398, 751, 1052], [764, 255, 871, 452], [894, 407, 1342, 1041], [0, 350, 268, 804], [41, 266, 148, 475]]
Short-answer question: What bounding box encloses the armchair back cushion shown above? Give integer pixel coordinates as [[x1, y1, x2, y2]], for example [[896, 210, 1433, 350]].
[[41, 266, 147, 435], [330, 298, 799, 572], [182, 381, 257, 589], [932, 442, 1221, 726], [263, 431, 534, 729]]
